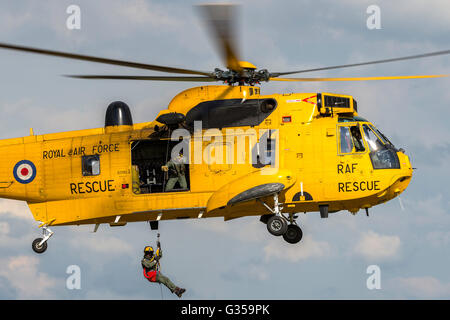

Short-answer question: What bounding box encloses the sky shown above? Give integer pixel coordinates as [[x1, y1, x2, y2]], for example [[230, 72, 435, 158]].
[[0, 0, 449, 300]]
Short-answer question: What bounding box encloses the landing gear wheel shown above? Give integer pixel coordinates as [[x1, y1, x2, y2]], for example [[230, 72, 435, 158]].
[[283, 225, 303, 244], [267, 216, 288, 236], [32, 238, 47, 254]]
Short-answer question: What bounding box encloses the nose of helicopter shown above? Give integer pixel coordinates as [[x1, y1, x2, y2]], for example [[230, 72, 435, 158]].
[[386, 151, 413, 199]]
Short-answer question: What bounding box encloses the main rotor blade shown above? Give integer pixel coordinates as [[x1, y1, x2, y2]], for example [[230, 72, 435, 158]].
[[270, 75, 448, 82], [214, 85, 235, 100], [271, 50, 450, 77], [0, 42, 211, 76], [65, 75, 217, 82], [197, 4, 242, 72]]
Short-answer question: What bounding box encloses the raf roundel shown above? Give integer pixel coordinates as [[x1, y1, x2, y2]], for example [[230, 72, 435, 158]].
[[13, 160, 37, 184]]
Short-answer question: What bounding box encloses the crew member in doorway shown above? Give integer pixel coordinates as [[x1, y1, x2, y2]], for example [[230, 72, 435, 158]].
[[162, 151, 187, 191], [131, 165, 141, 194], [141, 245, 186, 298]]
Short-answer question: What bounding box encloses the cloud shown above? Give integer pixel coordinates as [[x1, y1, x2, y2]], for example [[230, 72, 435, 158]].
[[187, 217, 266, 243], [0, 6, 33, 35], [353, 231, 401, 261], [0, 221, 22, 248], [426, 231, 450, 247], [0, 221, 10, 235], [391, 276, 450, 298], [69, 234, 134, 256], [246, 265, 269, 282], [0, 216, 36, 254], [264, 235, 332, 262], [0, 98, 102, 138], [0, 255, 59, 299], [0, 199, 32, 220], [112, 0, 181, 28], [408, 194, 449, 226]]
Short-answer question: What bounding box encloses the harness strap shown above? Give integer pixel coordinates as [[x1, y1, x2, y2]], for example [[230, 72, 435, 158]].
[[143, 268, 158, 282]]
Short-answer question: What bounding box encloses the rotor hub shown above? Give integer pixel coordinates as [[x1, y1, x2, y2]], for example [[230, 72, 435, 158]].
[[213, 67, 270, 85]]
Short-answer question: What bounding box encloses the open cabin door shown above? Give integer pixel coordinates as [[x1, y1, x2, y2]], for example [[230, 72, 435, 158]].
[[130, 139, 190, 194]]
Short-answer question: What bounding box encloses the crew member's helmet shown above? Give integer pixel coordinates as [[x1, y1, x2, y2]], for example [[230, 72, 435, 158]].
[[144, 246, 154, 256]]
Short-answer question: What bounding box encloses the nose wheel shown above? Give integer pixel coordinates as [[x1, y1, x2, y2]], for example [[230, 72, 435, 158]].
[[259, 194, 303, 244]]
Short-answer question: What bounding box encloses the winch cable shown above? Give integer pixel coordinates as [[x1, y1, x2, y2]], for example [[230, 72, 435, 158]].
[[156, 233, 164, 300]]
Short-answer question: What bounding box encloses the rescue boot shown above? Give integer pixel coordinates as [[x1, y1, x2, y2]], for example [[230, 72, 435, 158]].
[[174, 287, 186, 298]]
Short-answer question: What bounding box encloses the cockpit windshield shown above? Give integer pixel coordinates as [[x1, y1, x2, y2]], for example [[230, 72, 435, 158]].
[[362, 125, 384, 151], [362, 124, 399, 169], [369, 124, 394, 147]]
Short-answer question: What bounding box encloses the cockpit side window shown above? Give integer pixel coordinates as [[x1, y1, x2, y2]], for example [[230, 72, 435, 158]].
[[339, 125, 365, 154], [339, 126, 354, 154]]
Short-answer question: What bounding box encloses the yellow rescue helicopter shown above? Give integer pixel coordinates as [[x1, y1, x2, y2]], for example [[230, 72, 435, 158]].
[[0, 4, 448, 253]]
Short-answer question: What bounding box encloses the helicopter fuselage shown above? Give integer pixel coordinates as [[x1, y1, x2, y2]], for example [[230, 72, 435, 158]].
[[0, 85, 412, 228]]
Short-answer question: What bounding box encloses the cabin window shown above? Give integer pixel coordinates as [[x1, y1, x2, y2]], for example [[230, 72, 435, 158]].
[[82, 155, 100, 176]]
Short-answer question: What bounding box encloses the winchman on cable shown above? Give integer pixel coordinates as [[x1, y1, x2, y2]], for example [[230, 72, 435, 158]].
[[141, 233, 186, 298]]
